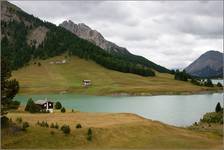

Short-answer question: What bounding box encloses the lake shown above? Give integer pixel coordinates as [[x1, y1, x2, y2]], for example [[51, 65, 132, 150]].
[[212, 79, 224, 85], [15, 93, 223, 127]]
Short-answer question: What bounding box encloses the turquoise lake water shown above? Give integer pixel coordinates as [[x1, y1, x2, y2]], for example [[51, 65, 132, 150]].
[[212, 79, 224, 85], [14, 93, 223, 127]]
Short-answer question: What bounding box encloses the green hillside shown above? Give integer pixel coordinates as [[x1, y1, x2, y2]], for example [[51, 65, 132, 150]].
[[12, 55, 219, 95]]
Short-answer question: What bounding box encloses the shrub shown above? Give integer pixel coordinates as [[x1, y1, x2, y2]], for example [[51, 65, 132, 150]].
[[55, 101, 62, 109], [217, 82, 222, 87], [87, 128, 92, 141], [215, 102, 222, 113], [29, 102, 41, 113], [36, 120, 40, 125], [76, 123, 82, 129], [61, 107, 66, 113], [50, 131, 55, 135], [38, 62, 41, 66], [16, 117, 22, 124], [9, 100, 20, 109], [45, 122, 49, 128], [201, 112, 223, 124], [22, 122, 29, 131], [55, 123, 59, 129], [204, 79, 213, 87], [193, 122, 198, 126], [50, 123, 55, 128], [61, 125, 70, 134], [40, 121, 49, 128], [1, 116, 10, 128], [72, 109, 74, 112]]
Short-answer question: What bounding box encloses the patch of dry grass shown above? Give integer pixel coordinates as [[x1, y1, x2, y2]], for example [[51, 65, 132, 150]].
[[2, 112, 223, 149]]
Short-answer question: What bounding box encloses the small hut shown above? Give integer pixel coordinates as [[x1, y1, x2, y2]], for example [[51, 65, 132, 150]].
[[82, 80, 91, 87], [34, 98, 54, 113]]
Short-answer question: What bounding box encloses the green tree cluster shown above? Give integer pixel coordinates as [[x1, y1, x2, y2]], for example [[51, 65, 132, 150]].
[[204, 79, 213, 87], [55, 101, 62, 109], [174, 70, 189, 81], [25, 98, 41, 113], [1, 57, 20, 115]]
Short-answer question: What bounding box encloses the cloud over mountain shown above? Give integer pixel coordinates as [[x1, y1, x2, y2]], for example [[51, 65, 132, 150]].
[[10, 1, 223, 69]]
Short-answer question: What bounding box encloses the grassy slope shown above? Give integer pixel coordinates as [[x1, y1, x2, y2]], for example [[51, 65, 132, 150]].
[[2, 112, 223, 149], [12, 55, 219, 95]]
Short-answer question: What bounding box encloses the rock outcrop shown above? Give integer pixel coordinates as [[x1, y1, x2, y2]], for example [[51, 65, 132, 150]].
[[60, 20, 130, 55]]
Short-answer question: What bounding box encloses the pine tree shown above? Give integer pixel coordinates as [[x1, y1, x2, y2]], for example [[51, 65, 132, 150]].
[[215, 102, 222, 113]]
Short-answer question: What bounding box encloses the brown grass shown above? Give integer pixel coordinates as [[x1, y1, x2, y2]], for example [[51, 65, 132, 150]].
[[2, 112, 223, 149]]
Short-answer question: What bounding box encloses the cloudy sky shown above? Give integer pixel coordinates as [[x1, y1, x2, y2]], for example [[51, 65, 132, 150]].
[[11, 1, 223, 69]]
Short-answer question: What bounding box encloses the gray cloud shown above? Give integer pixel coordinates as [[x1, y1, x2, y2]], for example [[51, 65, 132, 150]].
[[10, 1, 223, 69]]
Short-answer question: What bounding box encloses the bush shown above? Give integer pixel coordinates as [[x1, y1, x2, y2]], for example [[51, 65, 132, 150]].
[[16, 117, 23, 124], [87, 128, 92, 141], [38, 62, 41, 66], [201, 112, 223, 124], [29, 102, 41, 113], [39, 121, 49, 128], [50, 123, 55, 128], [1, 116, 10, 128], [61, 107, 66, 113], [76, 123, 82, 129], [36, 120, 40, 125], [22, 122, 29, 131], [217, 82, 222, 87], [191, 79, 201, 86], [9, 100, 20, 109], [215, 102, 222, 113], [50, 131, 55, 135], [55, 123, 59, 129], [61, 125, 70, 134], [72, 109, 74, 112], [55, 101, 62, 109], [204, 79, 213, 87]]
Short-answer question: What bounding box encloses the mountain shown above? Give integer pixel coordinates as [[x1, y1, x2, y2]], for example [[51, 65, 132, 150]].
[[1, 1, 170, 77], [60, 20, 130, 55], [185, 50, 223, 78], [59, 20, 170, 73]]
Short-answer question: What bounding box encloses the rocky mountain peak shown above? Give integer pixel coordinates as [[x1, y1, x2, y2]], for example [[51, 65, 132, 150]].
[[59, 20, 130, 55]]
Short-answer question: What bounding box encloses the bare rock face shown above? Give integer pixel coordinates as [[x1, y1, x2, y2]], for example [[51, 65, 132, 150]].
[[59, 20, 130, 55], [1, 1, 21, 23], [27, 26, 49, 48], [1, 1, 48, 47], [185, 50, 223, 78]]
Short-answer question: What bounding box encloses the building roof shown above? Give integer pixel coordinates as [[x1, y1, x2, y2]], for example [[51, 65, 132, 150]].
[[35, 99, 53, 105], [83, 80, 91, 82]]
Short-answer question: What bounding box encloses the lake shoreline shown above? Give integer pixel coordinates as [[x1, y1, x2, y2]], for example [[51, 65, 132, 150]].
[[109, 89, 223, 96], [17, 89, 223, 97]]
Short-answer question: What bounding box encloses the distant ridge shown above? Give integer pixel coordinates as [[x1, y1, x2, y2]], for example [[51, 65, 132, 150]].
[[185, 50, 223, 78]]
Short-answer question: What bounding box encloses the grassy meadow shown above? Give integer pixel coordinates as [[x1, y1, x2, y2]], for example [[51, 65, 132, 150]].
[[2, 112, 223, 149], [12, 55, 220, 95]]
